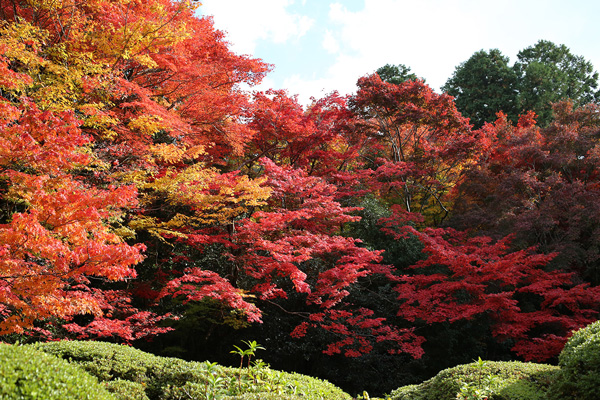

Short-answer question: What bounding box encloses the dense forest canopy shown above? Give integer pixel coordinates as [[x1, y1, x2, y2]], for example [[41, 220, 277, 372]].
[[1, 0, 599, 395]]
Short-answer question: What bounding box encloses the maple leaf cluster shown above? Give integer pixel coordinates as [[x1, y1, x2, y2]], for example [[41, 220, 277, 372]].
[[0, 0, 598, 364]]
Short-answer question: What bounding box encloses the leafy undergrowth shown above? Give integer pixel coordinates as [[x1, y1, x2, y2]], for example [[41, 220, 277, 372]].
[[25, 340, 352, 400], [388, 360, 559, 400]]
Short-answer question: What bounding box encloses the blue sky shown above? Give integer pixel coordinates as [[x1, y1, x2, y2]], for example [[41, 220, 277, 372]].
[[198, 0, 600, 105]]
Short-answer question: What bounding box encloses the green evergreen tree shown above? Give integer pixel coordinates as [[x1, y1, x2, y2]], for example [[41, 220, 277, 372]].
[[443, 41, 600, 128], [515, 40, 600, 126], [376, 63, 419, 85], [442, 49, 519, 128]]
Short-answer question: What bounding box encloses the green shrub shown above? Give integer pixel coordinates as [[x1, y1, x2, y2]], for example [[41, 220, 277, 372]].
[[271, 371, 353, 400], [33, 340, 215, 399], [0, 343, 115, 400], [389, 384, 419, 399], [104, 379, 149, 400], [221, 394, 303, 400], [549, 320, 600, 400], [388, 360, 558, 400], [33, 340, 351, 400]]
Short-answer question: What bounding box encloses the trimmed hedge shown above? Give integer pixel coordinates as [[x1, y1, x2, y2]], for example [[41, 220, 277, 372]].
[[549, 320, 600, 400], [104, 379, 149, 400], [0, 343, 115, 400], [388, 360, 559, 400], [33, 340, 351, 400]]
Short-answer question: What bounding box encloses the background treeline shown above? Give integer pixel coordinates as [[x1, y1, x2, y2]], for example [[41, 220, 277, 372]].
[[386, 40, 600, 128]]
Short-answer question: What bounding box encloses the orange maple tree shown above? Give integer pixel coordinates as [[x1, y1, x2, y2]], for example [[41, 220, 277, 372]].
[[0, 0, 269, 338]]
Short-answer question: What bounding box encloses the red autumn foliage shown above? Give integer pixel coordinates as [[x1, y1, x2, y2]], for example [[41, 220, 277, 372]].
[[0, 0, 598, 364], [382, 205, 600, 360], [347, 74, 490, 223]]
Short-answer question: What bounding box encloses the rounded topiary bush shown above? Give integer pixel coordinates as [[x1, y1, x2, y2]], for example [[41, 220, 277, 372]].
[[33, 340, 207, 400], [221, 394, 307, 400], [388, 360, 558, 400], [33, 340, 352, 400], [549, 320, 600, 400], [0, 343, 115, 400], [104, 379, 149, 400]]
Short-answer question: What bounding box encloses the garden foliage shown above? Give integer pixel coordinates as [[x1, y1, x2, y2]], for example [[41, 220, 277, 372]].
[[0, 2, 599, 393], [33, 340, 351, 400]]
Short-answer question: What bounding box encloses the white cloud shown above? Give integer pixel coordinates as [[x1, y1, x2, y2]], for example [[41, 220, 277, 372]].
[[307, 0, 600, 95], [199, 0, 314, 55], [323, 0, 492, 91], [322, 30, 340, 54], [200, 0, 600, 107], [281, 53, 374, 105], [328, 2, 352, 23]]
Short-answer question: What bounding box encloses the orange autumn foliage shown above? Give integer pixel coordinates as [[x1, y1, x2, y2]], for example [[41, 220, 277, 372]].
[[0, 0, 269, 337]]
